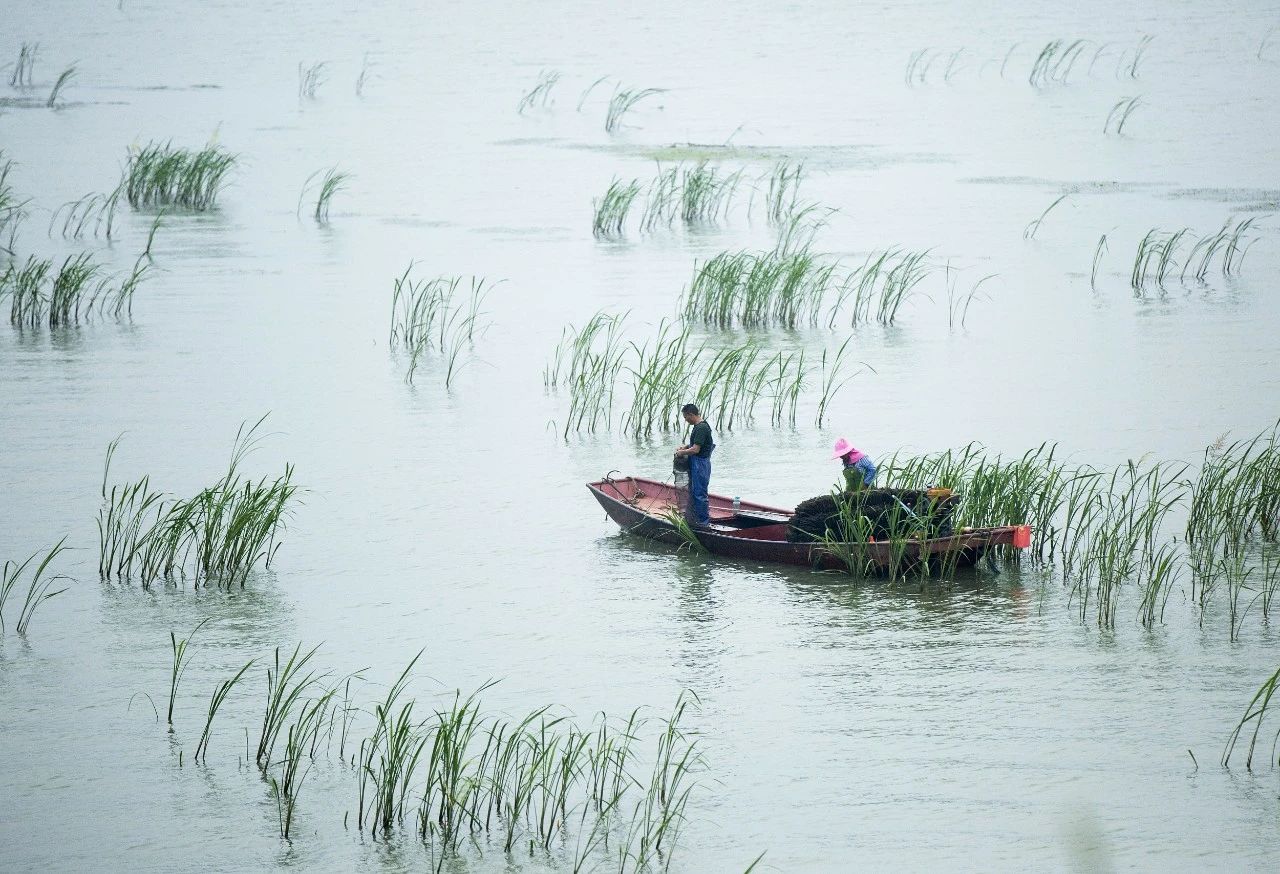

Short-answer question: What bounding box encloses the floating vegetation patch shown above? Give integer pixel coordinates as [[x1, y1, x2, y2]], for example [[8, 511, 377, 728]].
[[161, 641, 715, 866], [2, 252, 149, 328], [96, 419, 298, 588], [516, 69, 560, 113], [1124, 217, 1261, 290], [545, 312, 865, 435], [0, 538, 69, 635], [124, 141, 236, 211], [389, 263, 496, 386], [879, 425, 1280, 632]]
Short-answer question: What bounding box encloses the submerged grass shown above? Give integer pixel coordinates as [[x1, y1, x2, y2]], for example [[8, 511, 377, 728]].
[[124, 141, 236, 211], [592, 178, 641, 238], [298, 61, 327, 99], [302, 166, 350, 223], [49, 187, 122, 239], [1128, 218, 1261, 290], [0, 153, 30, 254], [1104, 96, 1142, 135]]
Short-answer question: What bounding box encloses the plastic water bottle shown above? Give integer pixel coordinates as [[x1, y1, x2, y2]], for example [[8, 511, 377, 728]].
[[732, 496, 741, 512]]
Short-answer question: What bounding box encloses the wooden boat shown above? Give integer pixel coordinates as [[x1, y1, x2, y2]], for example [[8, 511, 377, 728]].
[[586, 475, 1027, 573]]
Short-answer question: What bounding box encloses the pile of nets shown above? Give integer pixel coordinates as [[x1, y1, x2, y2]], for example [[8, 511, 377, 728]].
[[787, 488, 961, 543]]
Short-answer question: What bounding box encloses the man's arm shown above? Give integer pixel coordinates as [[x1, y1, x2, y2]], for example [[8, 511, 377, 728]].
[[676, 443, 702, 456]]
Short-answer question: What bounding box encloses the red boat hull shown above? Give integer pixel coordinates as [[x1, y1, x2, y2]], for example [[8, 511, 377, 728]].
[[586, 475, 1020, 573]]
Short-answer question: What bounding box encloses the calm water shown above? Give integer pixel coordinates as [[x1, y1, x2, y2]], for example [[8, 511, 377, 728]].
[[2, 1, 1280, 870]]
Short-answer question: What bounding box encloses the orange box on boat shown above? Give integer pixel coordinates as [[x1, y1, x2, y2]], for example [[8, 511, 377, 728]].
[[1012, 525, 1032, 548]]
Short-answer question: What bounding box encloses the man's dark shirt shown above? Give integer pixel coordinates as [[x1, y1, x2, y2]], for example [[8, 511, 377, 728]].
[[688, 421, 714, 458]]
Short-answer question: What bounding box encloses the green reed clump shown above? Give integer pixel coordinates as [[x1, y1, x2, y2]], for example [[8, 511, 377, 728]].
[[826, 247, 933, 326], [1186, 425, 1280, 550], [257, 643, 327, 770], [124, 141, 236, 211], [46, 63, 77, 108], [1028, 39, 1092, 87], [681, 161, 742, 224], [2, 252, 149, 328], [605, 85, 664, 133], [388, 264, 495, 386], [1129, 218, 1261, 290], [547, 311, 859, 436], [1, 538, 69, 634], [592, 178, 641, 238], [9, 42, 38, 88], [683, 244, 837, 328], [97, 420, 298, 588], [544, 310, 628, 435], [301, 166, 350, 223], [517, 69, 560, 113], [273, 685, 338, 839]]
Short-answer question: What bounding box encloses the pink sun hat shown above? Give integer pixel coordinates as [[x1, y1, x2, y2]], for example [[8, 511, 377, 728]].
[[831, 438, 865, 464]]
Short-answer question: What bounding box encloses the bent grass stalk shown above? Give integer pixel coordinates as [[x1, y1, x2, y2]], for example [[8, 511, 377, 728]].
[[9, 43, 38, 88], [592, 178, 641, 238], [298, 61, 327, 99], [2, 538, 70, 634], [605, 86, 664, 133], [47, 63, 77, 108], [168, 618, 211, 725], [1223, 664, 1280, 770], [305, 167, 350, 223], [517, 69, 560, 113], [1023, 193, 1069, 239], [195, 658, 256, 762], [1104, 96, 1142, 135]]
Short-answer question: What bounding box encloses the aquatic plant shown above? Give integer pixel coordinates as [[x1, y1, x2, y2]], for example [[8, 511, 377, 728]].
[[168, 619, 210, 725], [1223, 664, 1280, 770], [1, 253, 149, 328], [49, 187, 122, 239], [576, 75, 610, 111], [194, 658, 255, 763], [1023, 193, 1069, 239], [274, 686, 338, 839], [680, 161, 741, 224], [124, 141, 236, 211], [1121, 34, 1154, 79], [354, 53, 373, 96], [297, 61, 327, 99], [1029, 39, 1091, 87], [605, 86, 664, 133], [46, 64, 77, 108], [592, 178, 641, 238], [301, 166, 350, 223], [257, 643, 327, 770], [1130, 218, 1261, 289], [8, 42, 38, 88], [683, 244, 836, 329], [389, 265, 495, 387], [517, 69, 560, 113], [0, 154, 30, 254], [97, 420, 298, 587], [662, 508, 709, 553], [1, 538, 69, 634], [945, 268, 994, 329], [761, 160, 804, 226], [826, 247, 933, 326], [1090, 234, 1108, 289], [1103, 96, 1141, 135]]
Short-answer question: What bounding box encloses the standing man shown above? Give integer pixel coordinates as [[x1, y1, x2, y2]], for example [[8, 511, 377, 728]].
[[674, 403, 714, 525]]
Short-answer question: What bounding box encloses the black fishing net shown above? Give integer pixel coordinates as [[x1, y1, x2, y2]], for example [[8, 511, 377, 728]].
[[787, 489, 961, 542]]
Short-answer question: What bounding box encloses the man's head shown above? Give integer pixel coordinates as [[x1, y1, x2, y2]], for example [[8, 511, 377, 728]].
[[681, 403, 701, 424]]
